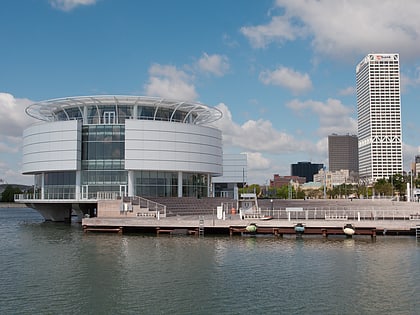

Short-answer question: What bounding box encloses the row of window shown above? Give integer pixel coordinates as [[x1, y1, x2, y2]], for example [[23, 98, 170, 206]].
[[54, 105, 198, 124]]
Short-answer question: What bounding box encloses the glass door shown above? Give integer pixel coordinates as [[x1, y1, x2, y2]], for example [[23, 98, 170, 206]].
[[119, 185, 127, 198], [81, 185, 89, 199]]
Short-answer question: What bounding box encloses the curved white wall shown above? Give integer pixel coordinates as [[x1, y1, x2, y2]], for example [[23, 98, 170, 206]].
[[22, 120, 81, 174], [125, 120, 223, 175]]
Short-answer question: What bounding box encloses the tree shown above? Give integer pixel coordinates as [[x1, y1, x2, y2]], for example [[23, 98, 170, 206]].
[[415, 175, 420, 189], [1, 185, 22, 202], [389, 174, 405, 198], [374, 178, 393, 196]]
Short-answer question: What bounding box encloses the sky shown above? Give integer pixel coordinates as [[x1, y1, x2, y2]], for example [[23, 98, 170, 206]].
[[1, 0, 420, 186]]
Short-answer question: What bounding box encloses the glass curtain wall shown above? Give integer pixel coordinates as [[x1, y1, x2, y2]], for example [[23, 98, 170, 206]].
[[81, 125, 127, 198], [134, 171, 178, 197], [133, 171, 209, 197], [183, 173, 208, 198], [37, 171, 76, 199]]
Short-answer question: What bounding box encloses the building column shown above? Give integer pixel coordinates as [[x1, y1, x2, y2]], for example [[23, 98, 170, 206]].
[[128, 170, 134, 197], [133, 105, 138, 119], [178, 171, 183, 197], [75, 170, 81, 200], [83, 106, 88, 124], [207, 174, 212, 197], [41, 172, 45, 199]]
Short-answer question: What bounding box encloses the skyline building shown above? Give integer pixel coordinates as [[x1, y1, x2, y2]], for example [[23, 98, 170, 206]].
[[291, 161, 323, 183], [356, 53, 403, 182], [328, 134, 359, 173]]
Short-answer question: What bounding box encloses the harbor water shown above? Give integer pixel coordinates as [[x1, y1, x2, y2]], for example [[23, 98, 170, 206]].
[[1, 207, 419, 315]]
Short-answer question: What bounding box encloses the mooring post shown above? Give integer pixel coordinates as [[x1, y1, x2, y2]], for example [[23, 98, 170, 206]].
[[371, 229, 376, 240]]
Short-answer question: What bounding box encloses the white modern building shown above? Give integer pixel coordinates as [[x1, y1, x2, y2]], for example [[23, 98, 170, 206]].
[[356, 53, 403, 182], [16, 95, 230, 220], [212, 153, 247, 199]]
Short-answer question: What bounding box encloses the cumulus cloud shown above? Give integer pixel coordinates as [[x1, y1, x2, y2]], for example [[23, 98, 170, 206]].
[[246, 152, 272, 171], [211, 103, 330, 184], [197, 53, 230, 77], [49, 0, 97, 11], [212, 102, 312, 154], [338, 86, 355, 96], [286, 98, 357, 137], [0, 93, 34, 141], [241, 0, 420, 60], [259, 66, 312, 94], [144, 64, 198, 101], [0, 93, 35, 184], [240, 15, 308, 48]]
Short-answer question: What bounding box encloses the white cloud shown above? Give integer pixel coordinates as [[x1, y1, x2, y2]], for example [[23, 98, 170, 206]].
[[0, 93, 35, 185], [338, 86, 355, 96], [0, 93, 34, 140], [259, 66, 312, 94], [240, 15, 308, 49], [49, 0, 97, 11], [144, 64, 198, 101], [197, 53, 230, 77], [212, 102, 312, 154], [242, 0, 420, 60], [246, 152, 272, 170], [211, 103, 296, 184], [286, 98, 357, 137]]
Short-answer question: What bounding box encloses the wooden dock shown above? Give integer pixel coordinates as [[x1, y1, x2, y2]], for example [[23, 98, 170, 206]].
[[83, 225, 123, 234], [229, 226, 377, 238], [156, 227, 198, 236], [81, 216, 418, 238]]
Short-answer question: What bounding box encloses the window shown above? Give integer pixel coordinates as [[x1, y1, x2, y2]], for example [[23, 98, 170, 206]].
[[103, 111, 115, 124]]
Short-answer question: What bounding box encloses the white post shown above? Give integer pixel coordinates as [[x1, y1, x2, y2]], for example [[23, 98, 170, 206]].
[[41, 172, 45, 200], [127, 170, 134, 197], [178, 171, 183, 197], [357, 212, 360, 221], [407, 182, 410, 202]]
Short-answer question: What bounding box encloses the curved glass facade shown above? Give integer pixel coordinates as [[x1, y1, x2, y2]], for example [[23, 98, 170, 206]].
[[134, 171, 178, 197], [21, 96, 223, 200]]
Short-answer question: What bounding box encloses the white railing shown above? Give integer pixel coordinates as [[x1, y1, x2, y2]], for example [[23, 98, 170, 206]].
[[125, 196, 167, 217], [15, 192, 77, 201], [240, 208, 419, 221], [15, 190, 119, 202], [96, 191, 120, 200]]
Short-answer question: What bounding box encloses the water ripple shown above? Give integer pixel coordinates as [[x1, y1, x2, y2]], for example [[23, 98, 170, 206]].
[[1, 208, 419, 314]]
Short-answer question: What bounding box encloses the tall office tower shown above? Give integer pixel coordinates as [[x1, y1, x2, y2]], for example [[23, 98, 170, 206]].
[[328, 134, 359, 173], [356, 53, 402, 182], [414, 155, 420, 177]]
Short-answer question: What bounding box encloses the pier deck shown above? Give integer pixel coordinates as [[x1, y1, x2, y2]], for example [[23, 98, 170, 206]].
[[82, 215, 417, 237]]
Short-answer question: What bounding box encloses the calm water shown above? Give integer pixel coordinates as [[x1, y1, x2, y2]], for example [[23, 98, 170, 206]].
[[1, 207, 419, 315]]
